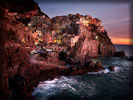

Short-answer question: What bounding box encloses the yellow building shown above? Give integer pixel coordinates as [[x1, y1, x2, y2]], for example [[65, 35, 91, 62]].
[[54, 39, 57, 43], [56, 40, 62, 45], [56, 35, 63, 45]]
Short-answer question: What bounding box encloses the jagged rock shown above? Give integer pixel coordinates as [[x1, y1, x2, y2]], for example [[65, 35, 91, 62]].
[[0, 0, 44, 15], [74, 34, 115, 58], [124, 56, 133, 61], [88, 61, 95, 67], [108, 66, 115, 71], [115, 50, 125, 57], [127, 56, 133, 61], [0, 0, 40, 99], [51, 14, 115, 58], [86, 61, 95, 71], [94, 62, 104, 72]]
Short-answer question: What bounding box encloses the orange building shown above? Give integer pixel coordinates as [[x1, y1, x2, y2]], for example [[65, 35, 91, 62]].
[[47, 33, 54, 44]]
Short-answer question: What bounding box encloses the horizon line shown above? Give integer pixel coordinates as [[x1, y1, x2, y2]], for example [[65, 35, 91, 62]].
[[114, 44, 133, 46]]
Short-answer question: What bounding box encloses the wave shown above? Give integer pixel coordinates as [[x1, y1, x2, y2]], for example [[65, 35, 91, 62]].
[[32, 76, 96, 100], [32, 67, 121, 100], [32, 66, 120, 100], [87, 66, 120, 74]]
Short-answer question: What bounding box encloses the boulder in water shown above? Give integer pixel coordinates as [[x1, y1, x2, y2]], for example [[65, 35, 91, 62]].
[[108, 66, 115, 71], [115, 50, 125, 57], [127, 56, 133, 61], [94, 62, 104, 72], [87, 61, 95, 71], [88, 61, 95, 67]]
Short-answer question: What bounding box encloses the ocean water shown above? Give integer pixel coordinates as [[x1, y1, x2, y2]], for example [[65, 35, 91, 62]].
[[32, 45, 133, 100]]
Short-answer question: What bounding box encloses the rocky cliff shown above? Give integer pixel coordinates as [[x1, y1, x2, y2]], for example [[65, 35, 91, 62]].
[[51, 14, 115, 59], [0, 0, 116, 100], [0, 0, 43, 14], [0, 0, 46, 99], [74, 31, 115, 58]]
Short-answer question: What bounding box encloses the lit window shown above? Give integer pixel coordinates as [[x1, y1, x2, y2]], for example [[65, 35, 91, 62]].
[[28, 23, 31, 26], [95, 36, 98, 40]]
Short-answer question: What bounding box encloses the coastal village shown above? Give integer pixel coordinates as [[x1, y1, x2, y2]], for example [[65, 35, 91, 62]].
[[27, 14, 104, 48], [4, 8, 115, 66], [1, 1, 131, 100], [5, 9, 104, 47]]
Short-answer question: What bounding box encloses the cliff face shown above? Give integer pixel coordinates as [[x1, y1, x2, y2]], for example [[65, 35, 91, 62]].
[[0, 0, 44, 100], [0, 0, 60, 99], [0, 0, 116, 100], [75, 31, 115, 57], [51, 14, 115, 58], [0, 0, 43, 14]]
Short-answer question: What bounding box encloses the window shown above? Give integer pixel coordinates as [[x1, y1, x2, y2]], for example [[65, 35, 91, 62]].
[[95, 36, 98, 40]]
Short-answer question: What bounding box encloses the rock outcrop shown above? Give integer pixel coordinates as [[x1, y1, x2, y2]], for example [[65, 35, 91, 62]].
[[51, 14, 115, 59], [0, 0, 44, 15], [73, 21, 115, 58], [108, 66, 115, 71], [0, 0, 43, 99], [75, 32, 115, 57], [0, 0, 116, 100], [114, 50, 126, 57]]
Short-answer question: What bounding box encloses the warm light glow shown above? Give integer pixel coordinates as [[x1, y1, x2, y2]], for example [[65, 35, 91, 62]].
[[28, 23, 31, 26], [112, 38, 133, 45]]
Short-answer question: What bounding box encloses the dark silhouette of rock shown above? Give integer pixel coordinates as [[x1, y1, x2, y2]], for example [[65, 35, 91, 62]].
[[85, 61, 95, 71], [108, 66, 115, 71], [94, 62, 104, 72], [115, 50, 126, 57], [0, 0, 45, 15], [59, 51, 67, 61], [127, 56, 133, 61], [124, 56, 133, 61]]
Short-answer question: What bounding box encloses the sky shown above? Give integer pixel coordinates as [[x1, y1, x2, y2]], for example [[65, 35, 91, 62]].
[[36, 0, 132, 45]]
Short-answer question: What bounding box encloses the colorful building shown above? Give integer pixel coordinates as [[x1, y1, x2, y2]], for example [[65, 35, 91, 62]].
[[98, 26, 104, 32], [47, 33, 53, 44], [36, 30, 42, 37], [56, 35, 63, 45], [71, 35, 80, 47]]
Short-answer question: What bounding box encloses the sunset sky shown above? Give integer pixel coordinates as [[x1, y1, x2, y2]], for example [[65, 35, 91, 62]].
[[36, 0, 132, 45]]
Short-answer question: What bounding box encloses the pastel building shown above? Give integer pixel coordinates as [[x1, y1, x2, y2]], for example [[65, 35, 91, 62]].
[[56, 35, 63, 45], [47, 33, 53, 44], [92, 18, 102, 26], [36, 30, 42, 37], [71, 35, 80, 47]]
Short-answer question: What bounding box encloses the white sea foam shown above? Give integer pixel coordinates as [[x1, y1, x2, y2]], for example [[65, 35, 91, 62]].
[[32, 76, 96, 100], [32, 67, 121, 100], [87, 70, 109, 74], [113, 67, 120, 72], [87, 67, 120, 74], [103, 69, 110, 73]]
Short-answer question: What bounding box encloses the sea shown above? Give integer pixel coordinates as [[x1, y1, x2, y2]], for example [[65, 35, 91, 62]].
[[32, 44, 133, 100]]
